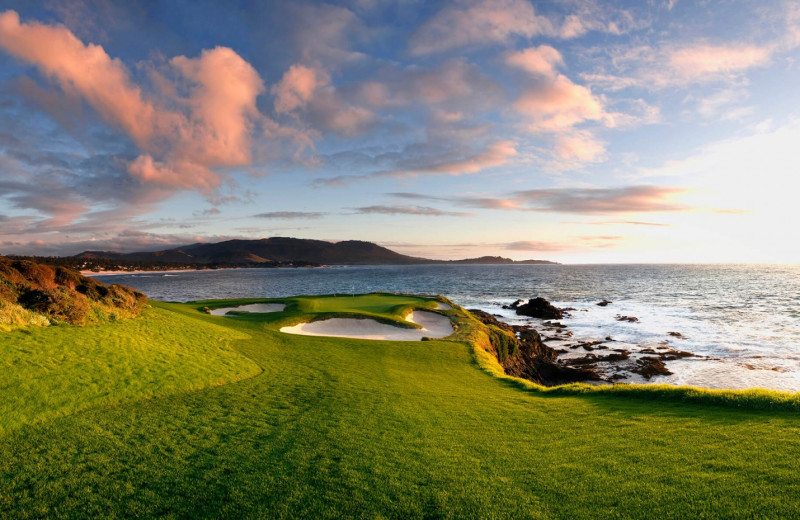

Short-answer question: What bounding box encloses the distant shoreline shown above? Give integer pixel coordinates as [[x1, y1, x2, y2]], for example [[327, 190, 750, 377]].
[[81, 268, 239, 276]]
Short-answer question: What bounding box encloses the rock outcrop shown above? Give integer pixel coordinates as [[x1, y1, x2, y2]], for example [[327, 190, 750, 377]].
[[514, 297, 564, 320], [469, 309, 601, 386]]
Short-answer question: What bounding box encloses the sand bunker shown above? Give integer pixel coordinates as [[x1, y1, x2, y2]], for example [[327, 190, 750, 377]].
[[435, 302, 452, 310], [280, 310, 454, 341], [210, 303, 286, 316]]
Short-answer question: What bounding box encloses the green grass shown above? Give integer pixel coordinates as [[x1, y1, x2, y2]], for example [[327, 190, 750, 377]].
[[1, 294, 799, 519], [0, 303, 259, 434]]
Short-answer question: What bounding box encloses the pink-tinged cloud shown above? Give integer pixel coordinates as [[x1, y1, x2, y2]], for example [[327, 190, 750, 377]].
[[403, 140, 517, 176], [0, 10, 155, 144], [171, 47, 265, 167], [512, 186, 691, 214], [394, 185, 695, 214], [583, 42, 774, 91], [514, 75, 605, 132], [351, 205, 473, 217], [409, 0, 555, 55], [553, 131, 606, 163], [668, 44, 772, 79], [0, 11, 274, 196], [505, 45, 564, 77], [271, 62, 375, 136], [272, 64, 327, 113]]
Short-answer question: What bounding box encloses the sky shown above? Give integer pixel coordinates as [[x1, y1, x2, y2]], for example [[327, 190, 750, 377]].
[[0, 0, 799, 263]]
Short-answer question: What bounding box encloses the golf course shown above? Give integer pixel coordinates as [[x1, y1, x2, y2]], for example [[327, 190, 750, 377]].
[[2, 292, 800, 519]]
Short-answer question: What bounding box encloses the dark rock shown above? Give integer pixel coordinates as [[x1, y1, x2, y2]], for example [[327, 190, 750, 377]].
[[468, 309, 514, 333], [616, 315, 639, 323], [543, 321, 565, 328], [659, 349, 695, 361], [502, 299, 524, 309], [564, 351, 630, 366], [631, 357, 672, 379], [605, 336, 614, 341], [597, 299, 613, 307], [667, 331, 685, 338], [515, 297, 564, 320], [562, 307, 578, 311]]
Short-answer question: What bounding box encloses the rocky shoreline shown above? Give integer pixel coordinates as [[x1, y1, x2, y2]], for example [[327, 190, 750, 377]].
[[473, 297, 701, 387]]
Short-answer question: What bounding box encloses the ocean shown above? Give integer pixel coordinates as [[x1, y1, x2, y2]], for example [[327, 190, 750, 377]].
[[92, 264, 800, 392]]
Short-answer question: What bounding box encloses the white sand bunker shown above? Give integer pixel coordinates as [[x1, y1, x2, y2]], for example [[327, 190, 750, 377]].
[[280, 310, 454, 341], [435, 302, 452, 310], [210, 303, 286, 316]]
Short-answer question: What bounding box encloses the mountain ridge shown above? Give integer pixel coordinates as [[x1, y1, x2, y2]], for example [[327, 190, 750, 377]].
[[73, 237, 558, 267]]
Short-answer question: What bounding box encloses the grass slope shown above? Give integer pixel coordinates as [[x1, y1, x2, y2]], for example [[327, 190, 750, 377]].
[[0, 304, 259, 434], [1, 294, 799, 519]]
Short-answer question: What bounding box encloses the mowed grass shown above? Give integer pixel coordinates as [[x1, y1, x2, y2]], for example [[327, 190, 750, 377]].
[[0, 303, 259, 433], [1, 294, 800, 518]]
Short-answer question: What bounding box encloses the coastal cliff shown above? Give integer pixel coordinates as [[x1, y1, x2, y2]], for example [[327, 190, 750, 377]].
[[468, 309, 599, 386]]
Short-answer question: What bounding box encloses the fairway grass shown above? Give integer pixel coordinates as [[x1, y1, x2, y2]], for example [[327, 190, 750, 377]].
[[2, 294, 800, 518]]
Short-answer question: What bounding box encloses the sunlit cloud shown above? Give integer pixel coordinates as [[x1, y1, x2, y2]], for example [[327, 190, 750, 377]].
[[254, 211, 326, 219], [583, 42, 774, 91], [351, 205, 473, 217], [391, 186, 695, 214]]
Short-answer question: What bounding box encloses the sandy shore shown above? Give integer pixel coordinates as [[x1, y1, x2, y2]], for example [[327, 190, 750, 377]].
[[281, 310, 454, 341], [81, 268, 236, 276]]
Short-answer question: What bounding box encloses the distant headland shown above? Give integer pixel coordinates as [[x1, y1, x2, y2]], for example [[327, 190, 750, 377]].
[[4, 237, 558, 273]]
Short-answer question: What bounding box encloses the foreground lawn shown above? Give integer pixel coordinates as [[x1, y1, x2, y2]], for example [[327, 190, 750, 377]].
[[1, 295, 799, 519]]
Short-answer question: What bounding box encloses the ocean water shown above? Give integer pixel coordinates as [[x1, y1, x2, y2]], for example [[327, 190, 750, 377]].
[[93, 264, 800, 392]]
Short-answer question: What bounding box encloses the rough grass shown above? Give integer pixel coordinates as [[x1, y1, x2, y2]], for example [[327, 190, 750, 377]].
[[0, 300, 50, 331], [1, 294, 799, 519], [0, 257, 147, 328]]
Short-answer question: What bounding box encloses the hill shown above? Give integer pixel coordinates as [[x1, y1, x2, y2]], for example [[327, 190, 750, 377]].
[[448, 255, 557, 264], [72, 237, 557, 268], [0, 257, 146, 329]]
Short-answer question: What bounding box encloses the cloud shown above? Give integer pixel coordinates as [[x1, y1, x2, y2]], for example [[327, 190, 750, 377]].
[[505, 240, 569, 252], [503, 45, 610, 164], [193, 208, 221, 217], [0, 11, 295, 199], [272, 65, 328, 114], [583, 42, 774, 91], [408, 0, 646, 55], [553, 131, 606, 163], [390, 186, 695, 214], [409, 0, 555, 56], [668, 44, 771, 80], [509, 186, 691, 213], [271, 62, 375, 136], [315, 140, 517, 186], [505, 235, 624, 252], [514, 74, 606, 133], [284, 3, 367, 67], [351, 205, 472, 217], [505, 45, 564, 77], [586, 220, 671, 227], [254, 211, 325, 219], [0, 230, 246, 256], [0, 10, 156, 144]]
